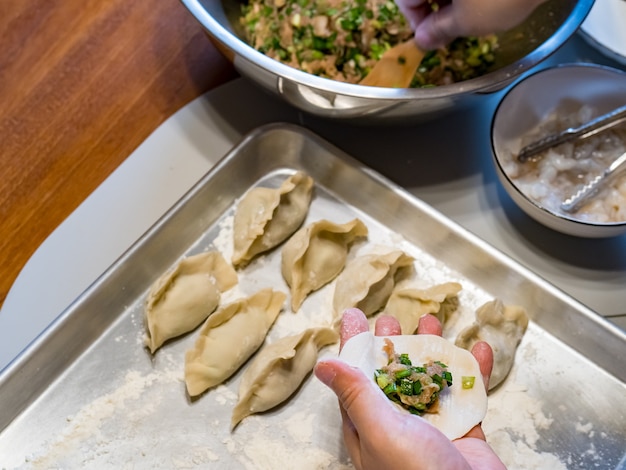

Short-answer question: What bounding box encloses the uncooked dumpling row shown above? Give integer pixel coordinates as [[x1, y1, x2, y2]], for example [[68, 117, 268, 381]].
[[232, 171, 314, 267], [184, 288, 287, 397], [141, 164, 531, 443], [144, 251, 238, 353], [231, 326, 339, 428], [339, 332, 488, 440], [333, 250, 414, 320], [384, 281, 462, 334], [455, 299, 529, 390], [281, 218, 368, 311]]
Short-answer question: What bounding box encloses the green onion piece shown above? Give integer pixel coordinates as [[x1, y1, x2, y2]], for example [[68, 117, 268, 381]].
[[399, 379, 414, 396], [462, 376, 476, 389], [395, 368, 412, 379], [375, 371, 392, 389]]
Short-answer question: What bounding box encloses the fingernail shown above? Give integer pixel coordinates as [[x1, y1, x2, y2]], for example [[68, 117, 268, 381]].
[[314, 360, 336, 386]]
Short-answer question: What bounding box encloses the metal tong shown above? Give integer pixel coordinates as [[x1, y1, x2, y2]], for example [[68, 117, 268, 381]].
[[561, 151, 626, 213], [516, 103, 626, 163]]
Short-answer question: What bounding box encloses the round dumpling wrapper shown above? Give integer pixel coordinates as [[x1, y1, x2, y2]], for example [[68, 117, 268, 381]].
[[338, 332, 488, 440]]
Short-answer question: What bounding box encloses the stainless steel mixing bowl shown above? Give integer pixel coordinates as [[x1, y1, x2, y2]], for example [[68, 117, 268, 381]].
[[181, 0, 594, 121]]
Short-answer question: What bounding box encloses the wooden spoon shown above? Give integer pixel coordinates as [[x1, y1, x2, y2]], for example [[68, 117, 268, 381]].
[[359, 39, 425, 88]]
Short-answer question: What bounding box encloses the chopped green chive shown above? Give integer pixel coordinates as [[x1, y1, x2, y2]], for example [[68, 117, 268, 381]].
[[374, 341, 452, 416], [462, 376, 476, 389], [240, 0, 498, 86]]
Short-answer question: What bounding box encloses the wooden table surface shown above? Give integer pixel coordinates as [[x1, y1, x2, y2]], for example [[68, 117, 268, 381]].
[[0, 0, 237, 308]]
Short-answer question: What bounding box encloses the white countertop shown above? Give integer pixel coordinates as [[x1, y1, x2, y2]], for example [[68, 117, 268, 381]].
[[1, 33, 625, 372]]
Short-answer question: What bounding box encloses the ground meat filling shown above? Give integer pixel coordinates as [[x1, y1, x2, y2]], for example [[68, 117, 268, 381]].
[[374, 338, 452, 415], [240, 0, 498, 86]]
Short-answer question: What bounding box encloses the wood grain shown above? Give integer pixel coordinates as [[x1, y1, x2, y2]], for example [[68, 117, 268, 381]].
[[0, 0, 237, 307]]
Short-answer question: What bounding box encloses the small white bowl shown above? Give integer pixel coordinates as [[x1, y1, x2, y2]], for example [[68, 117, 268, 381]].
[[491, 63, 626, 238], [580, 0, 626, 66]]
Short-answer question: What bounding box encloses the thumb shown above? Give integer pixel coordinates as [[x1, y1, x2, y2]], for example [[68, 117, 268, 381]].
[[315, 358, 454, 462], [315, 358, 396, 426], [316, 358, 393, 467]]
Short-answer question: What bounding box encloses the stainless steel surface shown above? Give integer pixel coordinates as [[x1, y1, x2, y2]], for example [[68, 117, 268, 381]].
[[180, 0, 594, 121], [517, 103, 626, 162], [561, 151, 626, 213], [1, 124, 625, 468]]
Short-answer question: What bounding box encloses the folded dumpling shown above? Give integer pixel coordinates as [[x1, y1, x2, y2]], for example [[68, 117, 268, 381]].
[[144, 251, 238, 353], [332, 250, 414, 320], [455, 299, 529, 390], [231, 326, 339, 429], [384, 282, 462, 334], [184, 288, 287, 397], [339, 332, 488, 440], [232, 171, 314, 267], [281, 218, 368, 311]]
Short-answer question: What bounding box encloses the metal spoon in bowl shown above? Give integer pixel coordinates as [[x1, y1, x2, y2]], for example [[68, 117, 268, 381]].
[[359, 40, 425, 88]]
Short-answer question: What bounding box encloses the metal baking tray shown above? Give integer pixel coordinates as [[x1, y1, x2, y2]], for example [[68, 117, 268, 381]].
[[1, 123, 624, 469]]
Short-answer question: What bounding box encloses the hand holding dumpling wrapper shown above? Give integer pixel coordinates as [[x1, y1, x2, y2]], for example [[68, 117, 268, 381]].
[[339, 331, 487, 440], [315, 309, 507, 470]]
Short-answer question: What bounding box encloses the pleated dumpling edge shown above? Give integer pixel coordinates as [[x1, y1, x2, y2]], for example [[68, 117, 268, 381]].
[[184, 288, 287, 397], [144, 251, 238, 354], [232, 171, 314, 267], [231, 326, 339, 429], [281, 218, 368, 312]]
